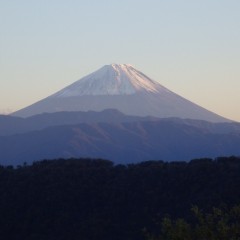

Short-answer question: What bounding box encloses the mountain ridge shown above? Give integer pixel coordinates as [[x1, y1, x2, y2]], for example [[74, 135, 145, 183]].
[[1, 111, 240, 166], [1, 109, 239, 137], [0, 109, 158, 136]]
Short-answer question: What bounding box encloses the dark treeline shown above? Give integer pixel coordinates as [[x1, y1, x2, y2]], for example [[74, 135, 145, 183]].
[[0, 156, 240, 240]]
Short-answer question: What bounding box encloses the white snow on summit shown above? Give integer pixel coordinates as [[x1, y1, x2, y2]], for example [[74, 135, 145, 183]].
[[51, 64, 167, 97]]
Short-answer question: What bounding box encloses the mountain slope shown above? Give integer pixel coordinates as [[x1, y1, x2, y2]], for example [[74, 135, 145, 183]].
[[1, 109, 239, 137], [51, 64, 164, 96], [12, 64, 229, 122], [1, 118, 240, 166], [0, 109, 157, 136]]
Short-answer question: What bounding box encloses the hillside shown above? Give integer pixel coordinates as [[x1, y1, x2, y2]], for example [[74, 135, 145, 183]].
[[0, 116, 240, 166]]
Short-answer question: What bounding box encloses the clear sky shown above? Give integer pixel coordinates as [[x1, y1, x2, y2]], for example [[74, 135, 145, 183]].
[[1, 0, 240, 121]]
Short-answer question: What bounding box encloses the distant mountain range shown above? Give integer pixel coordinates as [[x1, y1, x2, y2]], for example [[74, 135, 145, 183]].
[[1, 64, 239, 166], [0, 109, 157, 136], [0, 109, 240, 166]]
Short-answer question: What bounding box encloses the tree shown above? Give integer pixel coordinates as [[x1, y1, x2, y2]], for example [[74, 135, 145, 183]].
[[146, 205, 240, 240]]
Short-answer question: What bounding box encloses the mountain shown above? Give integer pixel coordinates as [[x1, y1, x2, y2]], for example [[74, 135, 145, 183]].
[[0, 109, 158, 136], [1, 114, 240, 166], [12, 64, 228, 122], [1, 109, 239, 137]]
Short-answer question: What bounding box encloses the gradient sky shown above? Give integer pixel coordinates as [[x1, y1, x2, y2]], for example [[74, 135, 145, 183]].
[[1, 0, 240, 121]]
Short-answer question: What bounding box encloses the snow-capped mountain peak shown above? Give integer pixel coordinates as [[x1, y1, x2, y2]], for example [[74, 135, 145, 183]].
[[51, 64, 166, 97], [12, 64, 229, 122]]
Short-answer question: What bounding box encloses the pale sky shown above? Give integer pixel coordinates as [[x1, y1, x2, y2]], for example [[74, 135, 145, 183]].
[[1, 0, 240, 121]]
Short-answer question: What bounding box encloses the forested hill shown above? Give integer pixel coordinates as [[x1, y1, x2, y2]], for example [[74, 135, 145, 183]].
[[0, 156, 240, 240]]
